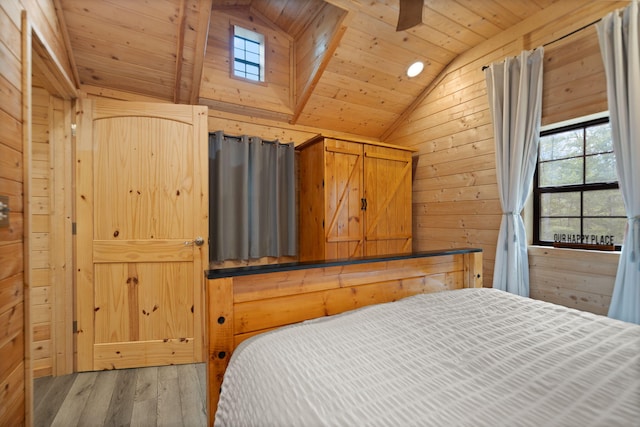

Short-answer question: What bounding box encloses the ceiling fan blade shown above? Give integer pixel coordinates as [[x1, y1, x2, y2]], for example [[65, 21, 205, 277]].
[[396, 0, 423, 31]]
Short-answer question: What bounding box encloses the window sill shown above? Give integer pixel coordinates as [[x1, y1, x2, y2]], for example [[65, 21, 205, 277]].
[[528, 245, 622, 256]]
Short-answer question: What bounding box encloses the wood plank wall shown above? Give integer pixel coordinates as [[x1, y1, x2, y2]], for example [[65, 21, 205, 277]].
[[0, 0, 74, 423], [29, 71, 74, 380], [87, 1, 626, 314], [200, 7, 293, 120], [0, 4, 626, 426], [1, 2, 28, 423], [528, 246, 618, 316], [385, 1, 625, 313], [30, 82, 52, 379], [540, 26, 609, 126]]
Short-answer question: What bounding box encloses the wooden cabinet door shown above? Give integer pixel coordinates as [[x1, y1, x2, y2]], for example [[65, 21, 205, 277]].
[[75, 99, 208, 371], [324, 139, 364, 259], [363, 144, 412, 256]]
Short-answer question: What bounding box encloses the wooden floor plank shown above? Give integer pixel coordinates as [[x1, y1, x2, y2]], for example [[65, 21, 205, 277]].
[[33, 364, 207, 426], [33, 375, 55, 410], [177, 364, 207, 426], [157, 366, 183, 427], [34, 373, 77, 427], [196, 363, 207, 405], [51, 371, 98, 427], [104, 369, 137, 426], [131, 366, 159, 427], [77, 369, 118, 426]]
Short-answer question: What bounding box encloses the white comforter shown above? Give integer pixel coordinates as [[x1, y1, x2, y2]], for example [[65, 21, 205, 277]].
[[215, 288, 640, 427]]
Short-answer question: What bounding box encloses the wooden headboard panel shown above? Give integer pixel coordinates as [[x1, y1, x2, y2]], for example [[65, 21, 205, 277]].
[[206, 250, 482, 426]]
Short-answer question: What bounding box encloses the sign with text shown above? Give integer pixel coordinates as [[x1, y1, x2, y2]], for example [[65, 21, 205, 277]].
[[554, 234, 615, 246]]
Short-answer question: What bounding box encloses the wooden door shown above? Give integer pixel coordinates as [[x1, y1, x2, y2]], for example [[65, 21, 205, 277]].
[[363, 144, 413, 256], [324, 139, 364, 259], [75, 99, 208, 371]]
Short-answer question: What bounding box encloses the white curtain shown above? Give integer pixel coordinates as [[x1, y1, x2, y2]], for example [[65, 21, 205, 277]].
[[597, 0, 640, 324], [484, 48, 544, 296], [209, 131, 297, 262]]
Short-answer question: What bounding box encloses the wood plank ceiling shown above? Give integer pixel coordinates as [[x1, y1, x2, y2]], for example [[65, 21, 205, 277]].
[[57, 0, 559, 139]]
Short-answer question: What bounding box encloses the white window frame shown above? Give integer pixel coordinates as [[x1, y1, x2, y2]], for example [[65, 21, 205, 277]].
[[232, 25, 266, 83]]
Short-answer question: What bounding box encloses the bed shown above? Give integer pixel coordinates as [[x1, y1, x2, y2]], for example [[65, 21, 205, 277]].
[[206, 251, 640, 426]]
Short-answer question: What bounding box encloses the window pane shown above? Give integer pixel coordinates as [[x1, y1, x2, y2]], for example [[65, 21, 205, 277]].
[[245, 41, 260, 54], [541, 192, 580, 216], [539, 217, 581, 242], [234, 37, 245, 49], [539, 129, 583, 161], [246, 52, 260, 64], [583, 218, 626, 246], [234, 47, 245, 60], [234, 62, 249, 79], [539, 158, 583, 186], [246, 64, 259, 76], [584, 189, 626, 216], [586, 153, 617, 183], [586, 122, 612, 154]]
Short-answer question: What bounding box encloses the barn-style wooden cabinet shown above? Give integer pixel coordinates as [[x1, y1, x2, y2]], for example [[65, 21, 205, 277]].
[[298, 136, 415, 261]]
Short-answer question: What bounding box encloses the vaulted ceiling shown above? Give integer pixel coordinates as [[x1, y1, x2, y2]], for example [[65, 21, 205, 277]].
[[57, 0, 559, 139]]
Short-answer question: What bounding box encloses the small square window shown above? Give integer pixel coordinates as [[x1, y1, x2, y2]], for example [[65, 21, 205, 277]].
[[232, 26, 265, 82]]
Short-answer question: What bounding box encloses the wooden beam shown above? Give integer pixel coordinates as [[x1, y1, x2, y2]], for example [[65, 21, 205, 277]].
[[464, 251, 483, 288], [32, 49, 67, 97], [51, 97, 74, 375], [21, 11, 34, 426], [206, 107, 383, 146], [189, 0, 214, 104], [173, 0, 187, 104], [52, 0, 80, 89], [80, 84, 170, 103], [199, 97, 294, 123], [30, 23, 77, 99], [207, 277, 233, 427], [291, 7, 352, 125]]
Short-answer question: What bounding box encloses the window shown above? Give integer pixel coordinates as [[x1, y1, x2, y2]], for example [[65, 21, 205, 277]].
[[232, 26, 265, 82], [533, 117, 625, 250]]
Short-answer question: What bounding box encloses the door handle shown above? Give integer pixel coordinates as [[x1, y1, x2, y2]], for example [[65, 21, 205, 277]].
[[185, 236, 206, 246]]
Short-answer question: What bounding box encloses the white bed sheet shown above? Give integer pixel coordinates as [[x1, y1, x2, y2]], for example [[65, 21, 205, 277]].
[[215, 288, 640, 427]]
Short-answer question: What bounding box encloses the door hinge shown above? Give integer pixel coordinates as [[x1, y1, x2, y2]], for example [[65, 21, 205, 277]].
[[72, 320, 78, 333], [322, 179, 324, 188], [71, 123, 77, 137], [72, 222, 77, 235], [322, 219, 324, 229]]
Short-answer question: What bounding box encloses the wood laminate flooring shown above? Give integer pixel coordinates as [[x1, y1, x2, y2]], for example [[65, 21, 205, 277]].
[[34, 363, 207, 427]]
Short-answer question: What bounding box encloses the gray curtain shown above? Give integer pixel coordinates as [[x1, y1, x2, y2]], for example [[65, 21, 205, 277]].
[[209, 131, 297, 262], [596, 0, 640, 324], [484, 48, 544, 297]]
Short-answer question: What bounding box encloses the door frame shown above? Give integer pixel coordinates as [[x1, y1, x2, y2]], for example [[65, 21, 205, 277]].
[[22, 10, 78, 425]]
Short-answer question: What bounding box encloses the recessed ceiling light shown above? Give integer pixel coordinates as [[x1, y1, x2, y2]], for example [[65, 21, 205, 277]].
[[407, 61, 424, 77]]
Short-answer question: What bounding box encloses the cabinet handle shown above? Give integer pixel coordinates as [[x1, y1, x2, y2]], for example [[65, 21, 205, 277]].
[[361, 198, 367, 211]]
